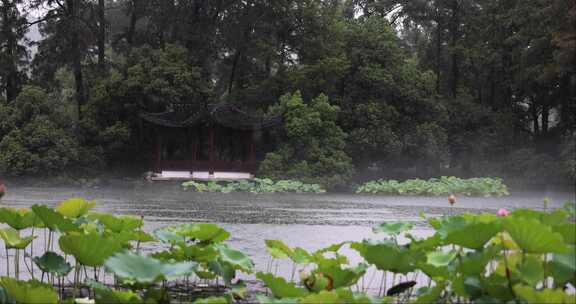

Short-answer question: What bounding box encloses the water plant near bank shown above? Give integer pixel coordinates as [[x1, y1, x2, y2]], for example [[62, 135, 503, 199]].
[[356, 176, 509, 197], [182, 178, 326, 194], [0, 196, 574, 303]]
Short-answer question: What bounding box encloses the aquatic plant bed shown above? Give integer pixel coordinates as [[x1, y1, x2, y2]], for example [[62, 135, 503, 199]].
[[182, 178, 326, 194], [356, 176, 509, 197], [0, 197, 574, 303]]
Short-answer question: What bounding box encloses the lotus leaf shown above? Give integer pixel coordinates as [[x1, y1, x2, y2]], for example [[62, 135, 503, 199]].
[[458, 248, 497, 276], [56, 197, 96, 218], [549, 249, 576, 286], [31, 205, 79, 233], [413, 282, 447, 304], [193, 297, 229, 304], [299, 290, 341, 304], [33, 251, 72, 276], [291, 247, 312, 264], [208, 259, 235, 285], [503, 217, 569, 253], [88, 213, 143, 233], [216, 244, 254, 272], [552, 223, 576, 244], [373, 222, 413, 235], [255, 295, 298, 304], [104, 252, 196, 284], [426, 250, 457, 267], [59, 233, 122, 267], [513, 285, 575, 303], [256, 272, 309, 298], [0, 277, 58, 304], [0, 228, 35, 249], [0, 286, 15, 304], [318, 263, 368, 289], [153, 228, 185, 244], [171, 223, 230, 243], [265, 240, 293, 259], [517, 255, 544, 286], [351, 241, 415, 274], [92, 282, 142, 304], [181, 244, 219, 263], [0, 208, 37, 230]]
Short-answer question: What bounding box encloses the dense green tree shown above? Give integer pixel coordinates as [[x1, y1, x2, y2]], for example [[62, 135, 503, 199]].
[[0, 86, 79, 176], [0, 0, 28, 102], [259, 92, 354, 188]]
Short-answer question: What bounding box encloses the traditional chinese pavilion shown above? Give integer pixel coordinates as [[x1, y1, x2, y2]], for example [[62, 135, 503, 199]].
[[140, 103, 280, 180]]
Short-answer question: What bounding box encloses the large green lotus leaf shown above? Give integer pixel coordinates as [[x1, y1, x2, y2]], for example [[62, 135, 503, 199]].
[[552, 223, 576, 244], [0, 277, 58, 304], [373, 221, 413, 235], [216, 244, 254, 273], [0, 208, 37, 230], [153, 227, 185, 244], [315, 242, 347, 254], [192, 297, 229, 304], [88, 213, 143, 233], [416, 262, 450, 279], [511, 208, 568, 226], [208, 259, 235, 285], [458, 248, 496, 276], [503, 217, 569, 253], [514, 285, 575, 304], [172, 223, 230, 243], [105, 252, 196, 284], [351, 241, 415, 274], [291, 247, 312, 265], [517, 255, 544, 286], [299, 291, 341, 304], [59, 233, 122, 267], [256, 272, 309, 298], [265, 239, 293, 259], [426, 250, 457, 267], [56, 198, 96, 218], [181, 244, 219, 263], [436, 215, 500, 249], [33, 251, 72, 276], [255, 295, 298, 304], [549, 249, 576, 286], [413, 281, 447, 304], [92, 282, 142, 304], [0, 286, 16, 304], [31, 205, 79, 232], [319, 263, 368, 289], [115, 230, 155, 245], [0, 228, 35, 249]]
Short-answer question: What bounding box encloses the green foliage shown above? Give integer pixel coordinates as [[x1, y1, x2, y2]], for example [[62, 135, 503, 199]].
[[0, 278, 58, 304], [356, 176, 509, 197], [182, 178, 326, 194], [32, 252, 72, 277], [105, 252, 196, 284], [259, 92, 354, 189], [0, 86, 79, 176], [0, 228, 35, 249], [59, 232, 122, 267]]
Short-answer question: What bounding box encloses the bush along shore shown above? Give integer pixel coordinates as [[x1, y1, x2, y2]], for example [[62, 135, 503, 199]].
[[0, 197, 575, 303], [356, 176, 509, 197]]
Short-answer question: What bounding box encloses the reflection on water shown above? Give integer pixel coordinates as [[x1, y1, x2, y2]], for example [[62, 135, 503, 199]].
[[0, 185, 573, 292]]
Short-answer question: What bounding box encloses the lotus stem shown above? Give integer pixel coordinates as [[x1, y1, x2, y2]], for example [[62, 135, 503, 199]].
[[5, 246, 9, 277], [15, 249, 19, 280], [378, 271, 386, 297]]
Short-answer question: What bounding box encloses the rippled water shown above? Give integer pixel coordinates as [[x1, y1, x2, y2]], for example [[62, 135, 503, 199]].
[[0, 184, 573, 293]]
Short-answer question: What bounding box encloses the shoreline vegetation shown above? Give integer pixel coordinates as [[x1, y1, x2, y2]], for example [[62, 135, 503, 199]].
[[0, 197, 574, 303]]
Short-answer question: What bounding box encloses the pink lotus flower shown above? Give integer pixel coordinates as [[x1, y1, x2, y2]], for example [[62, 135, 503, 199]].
[[448, 194, 456, 206], [497, 208, 509, 217]]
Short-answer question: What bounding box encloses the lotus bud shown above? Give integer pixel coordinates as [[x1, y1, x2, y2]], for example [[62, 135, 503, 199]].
[[497, 208, 509, 217], [448, 194, 456, 206]]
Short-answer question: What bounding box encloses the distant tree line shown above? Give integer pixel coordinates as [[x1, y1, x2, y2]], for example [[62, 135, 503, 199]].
[[0, 0, 574, 187]]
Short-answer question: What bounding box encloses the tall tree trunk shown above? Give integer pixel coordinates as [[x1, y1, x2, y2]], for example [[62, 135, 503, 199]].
[[127, 0, 137, 45], [1, 0, 17, 102], [449, 0, 459, 98], [435, 9, 442, 95], [97, 0, 105, 68], [68, 0, 85, 120]]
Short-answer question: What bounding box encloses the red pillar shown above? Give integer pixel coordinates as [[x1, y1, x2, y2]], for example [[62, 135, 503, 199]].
[[209, 125, 215, 175]]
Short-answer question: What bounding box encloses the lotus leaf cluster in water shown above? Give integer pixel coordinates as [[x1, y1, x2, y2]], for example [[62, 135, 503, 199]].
[[0, 196, 574, 303], [182, 178, 326, 194], [356, 176, 510, 197]]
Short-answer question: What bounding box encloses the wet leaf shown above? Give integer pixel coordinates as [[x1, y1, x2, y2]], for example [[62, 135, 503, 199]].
[[56, 198, 96, 218], [105, 252, 196, 284], [92, 282, 142, 304], [256, 272, 309, 298], [265, 240, 293, 259], [0, 277, 58, 304], [33, 251, 72, 276], [426, 250, 457, 267], [0, 228, 35, 249], [59, 232, 122, 267], [351, 241, 415, 274], [503, 217, 569, 253], [171, 223, 230, 243], [514, 285, 575, 303], [31, 204, 79, 233], [0, 208, 37, 230], [216, 244, 254, 272]]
